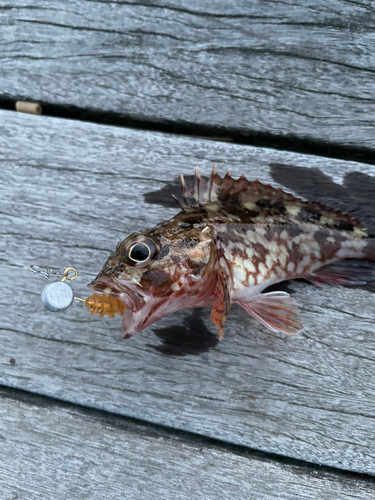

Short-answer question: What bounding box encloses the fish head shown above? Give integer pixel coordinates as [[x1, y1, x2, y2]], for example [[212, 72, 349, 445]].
[[88, 215, 217, 337]]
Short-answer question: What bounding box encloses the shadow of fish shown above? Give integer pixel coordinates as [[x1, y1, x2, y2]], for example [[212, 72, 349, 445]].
[[89, 166, 375, 339]]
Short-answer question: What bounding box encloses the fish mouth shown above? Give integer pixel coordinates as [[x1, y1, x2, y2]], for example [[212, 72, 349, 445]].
[[88, 276, 146, 313], [88, 274, 157, 338], [88, 274, 216, 339]]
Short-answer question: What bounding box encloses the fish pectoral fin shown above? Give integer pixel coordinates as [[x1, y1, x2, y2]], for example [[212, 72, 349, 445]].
[[239, 291, 302, 335], [308, 259, 375, 286], [211, 302, 226, 341], [210, 267, 232, 341]]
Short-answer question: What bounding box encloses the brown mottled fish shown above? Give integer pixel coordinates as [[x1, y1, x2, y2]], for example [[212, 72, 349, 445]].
[[89, 166, 375, 339]]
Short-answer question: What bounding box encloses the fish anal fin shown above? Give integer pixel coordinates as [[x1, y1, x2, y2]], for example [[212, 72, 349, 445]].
[[309, 259, 375, 286], [239, 291, 302, 335]]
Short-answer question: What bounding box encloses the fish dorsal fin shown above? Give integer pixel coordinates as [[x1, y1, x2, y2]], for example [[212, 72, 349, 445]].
[[178, 166, 367, 236]]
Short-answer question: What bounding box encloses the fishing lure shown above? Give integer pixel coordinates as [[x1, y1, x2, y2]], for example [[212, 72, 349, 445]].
[[29, 266, 124, 318], [78, 293, 126, 318]]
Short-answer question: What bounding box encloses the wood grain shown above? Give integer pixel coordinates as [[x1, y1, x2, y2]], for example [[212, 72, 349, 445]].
[[2, 110, 375, 474], [2, 1, 375, 149], [2, 389, 374, 500]]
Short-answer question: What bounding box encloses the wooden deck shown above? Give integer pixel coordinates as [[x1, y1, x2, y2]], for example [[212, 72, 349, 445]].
[[1, 1, 375, 498]]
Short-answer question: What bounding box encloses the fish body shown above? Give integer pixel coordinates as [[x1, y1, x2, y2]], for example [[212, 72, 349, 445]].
[[89, 166, 375, 339]]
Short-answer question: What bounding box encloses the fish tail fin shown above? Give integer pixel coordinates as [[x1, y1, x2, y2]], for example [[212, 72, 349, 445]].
[[309, 259, 375, 286], [364, 238, 375, 262], [309, 238, 375, 287]]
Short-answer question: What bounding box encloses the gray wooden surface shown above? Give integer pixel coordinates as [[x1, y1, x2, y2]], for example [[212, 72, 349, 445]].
[[2, 388, 374, 500], [2, 1, 375, 149], [2, 109, 375, 476]]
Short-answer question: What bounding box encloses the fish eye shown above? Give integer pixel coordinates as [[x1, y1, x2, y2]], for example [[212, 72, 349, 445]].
[[129, 243, 150, 262], [125, 237, 158, 267]]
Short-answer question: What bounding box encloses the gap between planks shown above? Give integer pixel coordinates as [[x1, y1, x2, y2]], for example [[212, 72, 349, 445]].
[[1, 385, 374, 487], [2, 98, 375, 167]]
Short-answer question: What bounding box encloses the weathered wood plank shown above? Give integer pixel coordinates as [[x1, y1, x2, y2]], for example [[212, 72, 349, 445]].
[[2, 110, 375, 474], [2, 1, 375, 149], [2, 389, 374, 500]]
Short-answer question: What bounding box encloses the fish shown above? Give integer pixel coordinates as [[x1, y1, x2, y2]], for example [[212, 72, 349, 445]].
[[89, 166, 375, 340]]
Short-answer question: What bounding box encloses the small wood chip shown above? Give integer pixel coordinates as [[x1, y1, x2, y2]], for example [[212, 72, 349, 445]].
[[15, 101, 42, 115]]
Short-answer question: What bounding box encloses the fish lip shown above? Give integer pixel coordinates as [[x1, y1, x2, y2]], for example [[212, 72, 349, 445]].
[[88, 276, 146, 313]]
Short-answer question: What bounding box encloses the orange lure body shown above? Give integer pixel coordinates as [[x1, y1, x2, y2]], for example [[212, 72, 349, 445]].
[[84, 293, 126, 318]]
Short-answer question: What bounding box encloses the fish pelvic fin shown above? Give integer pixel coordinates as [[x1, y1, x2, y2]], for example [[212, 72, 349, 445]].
[[239, 291, 302, 335]]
